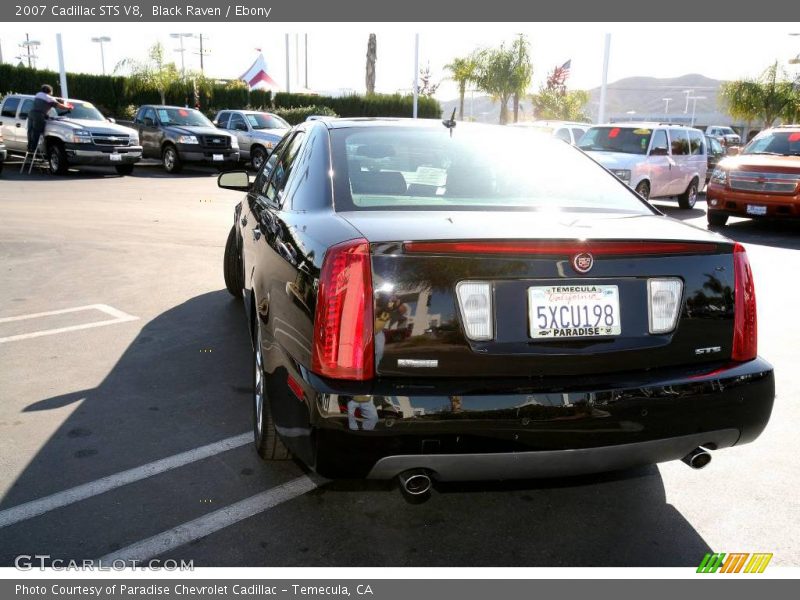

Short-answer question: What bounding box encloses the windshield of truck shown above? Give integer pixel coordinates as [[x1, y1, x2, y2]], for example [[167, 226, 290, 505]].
[[50, 101, 105, 121], [247, 113, 289, 130], [743, 130, 800, 157], [156, 107, 213, 127]]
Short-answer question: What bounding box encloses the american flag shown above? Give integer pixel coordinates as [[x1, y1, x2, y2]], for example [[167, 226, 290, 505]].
[[546, 60, 572, 90]]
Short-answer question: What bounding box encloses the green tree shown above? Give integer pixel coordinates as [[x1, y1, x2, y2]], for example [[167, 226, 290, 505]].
[[720, 62, 800, 128], [509, 35, 533, 123], [531, 88, 590, 121], [115, 42, 181, 105], [444, 53, 480, 120], [475, 45, 514, 124]]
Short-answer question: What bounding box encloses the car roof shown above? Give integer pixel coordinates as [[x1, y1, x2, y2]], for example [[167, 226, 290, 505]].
[[318, 117, 520, 132], [592, 122, 703, 131], [142, 105, 200, 110]]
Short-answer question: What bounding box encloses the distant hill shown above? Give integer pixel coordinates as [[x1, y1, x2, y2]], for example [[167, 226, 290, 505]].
[[440, 73, 737, 127]]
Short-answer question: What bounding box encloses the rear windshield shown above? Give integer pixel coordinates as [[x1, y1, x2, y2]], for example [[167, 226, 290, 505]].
[[579, 126, 652, 155], [330, 125, 653, 214]]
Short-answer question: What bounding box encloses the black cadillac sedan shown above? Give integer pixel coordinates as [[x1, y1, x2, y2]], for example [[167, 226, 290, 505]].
[[218, 118, 773, 495]]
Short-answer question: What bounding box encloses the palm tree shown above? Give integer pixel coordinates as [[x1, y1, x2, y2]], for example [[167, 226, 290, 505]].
[[509, 35, 533, 123], [444, 53, 479, 120], [720, 62, 800, 128]]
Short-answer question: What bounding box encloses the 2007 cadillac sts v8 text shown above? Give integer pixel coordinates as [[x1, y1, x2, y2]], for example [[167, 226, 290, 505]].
[[217, 118, 774, 496]]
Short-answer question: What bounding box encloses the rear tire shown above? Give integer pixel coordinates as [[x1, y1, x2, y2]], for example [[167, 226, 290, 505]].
[[253, 320, 291, 461], [47, 142, 69, 175], [223, 225, 244, 298], [707, 212, 729, 227], [635, 180, 650, 200], [115, 164, 134, 175], [678, 178, 699, 209], [162, 145, 182, 174]]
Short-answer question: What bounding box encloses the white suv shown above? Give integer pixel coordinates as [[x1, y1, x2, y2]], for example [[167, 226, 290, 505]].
[[579, 123, 708, 209]]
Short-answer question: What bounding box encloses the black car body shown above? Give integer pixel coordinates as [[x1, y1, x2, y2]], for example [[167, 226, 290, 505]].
[[219, 118, 774, 484], [705, 135, 725, 183], [128, 105, 239, 173]]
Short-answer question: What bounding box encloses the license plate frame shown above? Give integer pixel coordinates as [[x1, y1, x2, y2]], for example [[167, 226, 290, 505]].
[[528, 284, 621, 340], [109, 153, 122, 162], [746, 204, 767, 216], [212, 153, 224, 162]]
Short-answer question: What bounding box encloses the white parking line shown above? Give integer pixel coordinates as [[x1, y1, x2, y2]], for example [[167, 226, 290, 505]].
[[0, 433, 251, 529], [0, 304, 139, 344], [99, 475, 320, 563]]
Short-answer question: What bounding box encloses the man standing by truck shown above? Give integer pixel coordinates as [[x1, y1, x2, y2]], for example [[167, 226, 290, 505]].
[[27, 84, 71, 154]]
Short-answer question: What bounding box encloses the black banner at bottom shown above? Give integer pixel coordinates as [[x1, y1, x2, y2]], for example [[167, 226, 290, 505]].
[[2, 579, 795, 600]]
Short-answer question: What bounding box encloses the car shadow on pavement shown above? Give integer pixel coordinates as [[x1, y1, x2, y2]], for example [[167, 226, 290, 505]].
[[1, 290, 712, 567], [712, 219, 800, 250], [655, 203, 707, 221]]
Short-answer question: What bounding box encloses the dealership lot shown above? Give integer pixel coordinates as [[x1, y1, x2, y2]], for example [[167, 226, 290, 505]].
[[0, 165, 798, 567]]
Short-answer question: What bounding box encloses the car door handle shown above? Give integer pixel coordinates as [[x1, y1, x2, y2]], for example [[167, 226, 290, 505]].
[[252, 226, 262, 241], [15, 123, 21, 127], [241, 215, 248, 227]]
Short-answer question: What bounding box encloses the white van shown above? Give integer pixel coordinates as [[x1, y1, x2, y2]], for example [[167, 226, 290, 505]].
[[578, 123, 707, 209]]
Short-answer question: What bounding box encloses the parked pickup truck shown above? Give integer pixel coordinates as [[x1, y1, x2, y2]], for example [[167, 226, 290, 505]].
[[0, 129, 6, 175], [125, 105, 239, 173], [212, 109, 289, 170], [0, 94, 142, 175]]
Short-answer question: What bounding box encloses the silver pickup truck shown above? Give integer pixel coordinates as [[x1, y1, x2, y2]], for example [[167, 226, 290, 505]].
[[0, 94, 143, 175]]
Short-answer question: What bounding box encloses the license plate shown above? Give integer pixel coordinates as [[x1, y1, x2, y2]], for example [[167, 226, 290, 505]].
[[528, 285, 621, 339], [212, 153, 223, 161], [109, 153, 122, 162], [746, 204, 767, 216]]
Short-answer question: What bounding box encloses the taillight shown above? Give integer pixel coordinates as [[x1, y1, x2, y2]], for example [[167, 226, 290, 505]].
[[732, 243, 757, 361], [311, 238, 374, 380]]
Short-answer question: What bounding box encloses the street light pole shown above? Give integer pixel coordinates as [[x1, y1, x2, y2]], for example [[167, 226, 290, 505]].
[[91, 36, 111, 75], [170, 33, 192, 78], [689, 96, 706, 127], [662, 97, 672, 119], [412, 33, 419, 119]]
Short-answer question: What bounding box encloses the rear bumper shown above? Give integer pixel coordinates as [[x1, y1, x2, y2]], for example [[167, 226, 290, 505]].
[[304, 357, 774, 480], [707, 183, 800, 218], [367, 429, 739, 480]]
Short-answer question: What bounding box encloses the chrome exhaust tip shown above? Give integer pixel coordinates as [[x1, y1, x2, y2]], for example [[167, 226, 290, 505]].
[[397, 469, 432, 497], [682, 446, 712, 470]]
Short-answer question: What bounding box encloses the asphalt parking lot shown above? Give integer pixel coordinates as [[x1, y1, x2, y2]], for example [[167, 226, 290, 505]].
[[0, 161, 798, 567]]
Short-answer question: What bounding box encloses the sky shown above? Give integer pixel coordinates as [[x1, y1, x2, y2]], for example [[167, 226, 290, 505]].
[[1, 22, 799, 100]]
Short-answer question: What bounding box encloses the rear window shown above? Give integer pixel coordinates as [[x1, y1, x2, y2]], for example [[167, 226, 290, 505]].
[[330, 125, 653, 214], [578, 126, 652, 155], [1, 97, 20, 118]]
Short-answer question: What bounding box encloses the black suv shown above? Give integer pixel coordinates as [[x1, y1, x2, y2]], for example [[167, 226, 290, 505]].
[[128, 105, 239, 173]]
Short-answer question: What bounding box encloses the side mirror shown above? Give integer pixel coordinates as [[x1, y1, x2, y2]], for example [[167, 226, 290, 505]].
[[650, 146, 669, 156], [143, 117, 154, 127], [236, 123, 248, 131], [726, 146, 741, 156], [107, 117, 116, 124], [218, 170, 250, 192]]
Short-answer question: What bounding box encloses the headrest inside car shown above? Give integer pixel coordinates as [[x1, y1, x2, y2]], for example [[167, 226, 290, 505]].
[[355, 144, 396, 159]]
